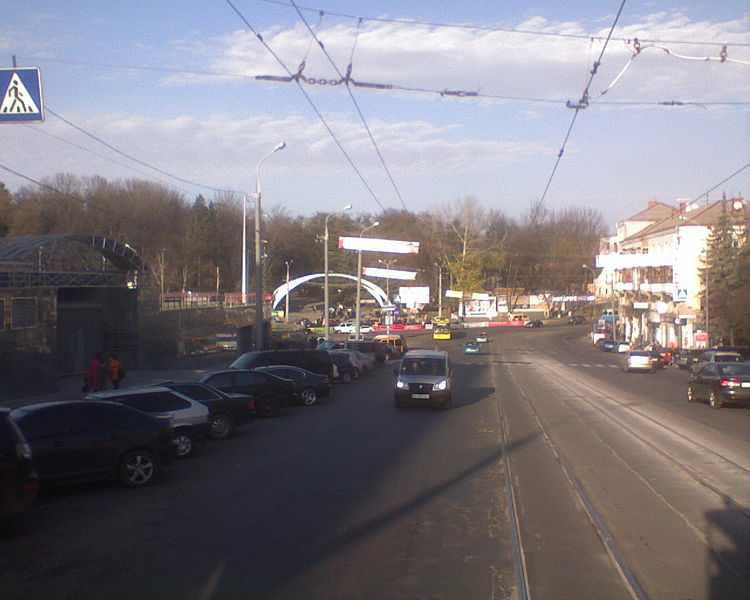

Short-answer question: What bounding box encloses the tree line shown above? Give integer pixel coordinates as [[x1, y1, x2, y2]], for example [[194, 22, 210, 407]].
[[0, 174, 606, 310]]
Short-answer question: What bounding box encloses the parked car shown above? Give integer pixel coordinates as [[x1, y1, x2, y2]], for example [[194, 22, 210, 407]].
[[334, 322, 374, 334], [394, 350, 453, 409], [675, 349, 708, 370], [11, 401, 174, 488], [568, 315, 587, 325], [329, 348, 373, 377], [1, 407, 38, 525], [157, 382, 255, 440], [230, 350, 337, 380], [318, 340, 387, 365], [253, 365, 331, 406], [689, 349, 744, 373], [688, 362, 750, 409], [622, 350, 663, 373], [373, 334, 409, 356], [464, 341, 480, 354], [525, 320, 544, 328], [328, 352, 358, 383], [87, 387, 209, 458], [475, 332, 488, 343], [198, 369, 294, 417], [601, 339, 630, 353]]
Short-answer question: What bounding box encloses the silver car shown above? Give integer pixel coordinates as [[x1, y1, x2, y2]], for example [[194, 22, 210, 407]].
[[86, 386, 209, 458], [394, 350, 453, 409]]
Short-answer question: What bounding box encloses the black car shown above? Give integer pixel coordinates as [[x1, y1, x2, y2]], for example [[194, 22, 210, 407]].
[[11, 401, 175, 488], [568, 315, 587, 325], [230, 349, 336, 379], [525, 320, 544, 328], [688, 362, 750, 409], [253, 365, 331, 406], [198, 369, 295, 418], [158, 382, 256, 440], [1, 407, 38, 526]]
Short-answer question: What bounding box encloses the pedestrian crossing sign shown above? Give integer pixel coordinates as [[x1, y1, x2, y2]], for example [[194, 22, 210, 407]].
[[0, 67, 44, 123]]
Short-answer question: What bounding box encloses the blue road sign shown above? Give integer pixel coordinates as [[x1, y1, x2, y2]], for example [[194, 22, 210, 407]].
[[0, 67, 44, 123]]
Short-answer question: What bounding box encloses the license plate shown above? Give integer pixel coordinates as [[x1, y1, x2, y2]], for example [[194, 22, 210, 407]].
[[742, 382, 750, 388], [412, 393, 431, 399]]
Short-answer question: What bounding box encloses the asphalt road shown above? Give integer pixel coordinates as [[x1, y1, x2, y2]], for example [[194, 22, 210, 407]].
[[1, 324, 749, 600]]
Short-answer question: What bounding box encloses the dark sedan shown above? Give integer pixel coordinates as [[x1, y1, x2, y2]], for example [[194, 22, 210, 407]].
[[198, 370, 294, 418], [525, 320, 544, 328], [159, 382, 256, 440], [252, 365, 331, 406], [1, 407, 38, 525], [688, 362, 750, 409], [11, 401, 174, 488]]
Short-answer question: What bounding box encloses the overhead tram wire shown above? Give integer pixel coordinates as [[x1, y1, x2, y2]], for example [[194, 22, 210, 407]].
[[253, 0, 750, 48], [23, 124, 199, 198], [290, 0, 408, 211], [224, 0, 387, 213], [46, 108, 238, 196], [18, 56, 748, 108], [532, 0, 628, 227], [690, 160, 750, 204]]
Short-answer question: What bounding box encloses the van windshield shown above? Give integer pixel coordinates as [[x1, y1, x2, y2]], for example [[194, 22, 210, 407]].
[[401, 358, 446, 376]]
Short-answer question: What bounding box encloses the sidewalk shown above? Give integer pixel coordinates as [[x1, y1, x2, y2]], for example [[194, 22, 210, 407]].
[[1, 354, 233, 410]]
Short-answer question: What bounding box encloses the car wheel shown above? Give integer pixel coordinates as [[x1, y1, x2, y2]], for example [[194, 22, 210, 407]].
[[687, 386, 696, 402], [119, 449, 159, 488], [256, 395, 281, 418], [208, 414, 234, 440], [174, 431, 194, 458], [301, 388, 318, 406], [709, 390, 722, 409]]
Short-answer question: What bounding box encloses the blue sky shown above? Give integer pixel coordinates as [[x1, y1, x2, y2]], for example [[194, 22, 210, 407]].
[[1, 1, 748, 228]]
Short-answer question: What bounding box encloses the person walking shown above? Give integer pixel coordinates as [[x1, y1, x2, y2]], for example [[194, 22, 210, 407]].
[[87, 352, 106, 392], [108, 354, 125, 389]]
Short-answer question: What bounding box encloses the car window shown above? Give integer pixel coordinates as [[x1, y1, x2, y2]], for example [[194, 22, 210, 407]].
[[203, 372, 233, 388], [15, 405, 72, 438], [70, 403, 120, 432], [119, 392, 191, 412], [700, 364, 719, 376], [718, 363, 750, 376], [715, 354, 742, 363], [401, 358, 446, 376], [235, 371, 269, 385], [169, 383, 218, 401]]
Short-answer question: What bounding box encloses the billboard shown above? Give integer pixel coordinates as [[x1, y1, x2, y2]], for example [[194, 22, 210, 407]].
[[362, 266, 416, 280], [396, 286, 430, 308], [338, 237, 420, 254]]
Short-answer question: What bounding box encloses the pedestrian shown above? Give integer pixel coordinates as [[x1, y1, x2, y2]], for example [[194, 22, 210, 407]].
[[108, 354, 125, 389], [87, 352, 106, 392]]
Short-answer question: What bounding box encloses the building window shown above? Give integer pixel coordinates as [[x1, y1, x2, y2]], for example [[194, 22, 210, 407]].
[[11, 298, 38, 329]]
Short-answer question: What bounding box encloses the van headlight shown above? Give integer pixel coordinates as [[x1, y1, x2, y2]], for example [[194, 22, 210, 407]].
[[433, 379, 448, 391], [396, 380, 406, 389]]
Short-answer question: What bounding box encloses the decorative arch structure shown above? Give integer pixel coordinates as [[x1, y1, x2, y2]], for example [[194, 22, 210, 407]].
[[272, 273, 388, 309]]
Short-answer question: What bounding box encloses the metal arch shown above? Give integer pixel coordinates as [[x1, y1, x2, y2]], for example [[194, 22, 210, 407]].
[[272, 273, 388, 309], [0, 234, 146, 271]]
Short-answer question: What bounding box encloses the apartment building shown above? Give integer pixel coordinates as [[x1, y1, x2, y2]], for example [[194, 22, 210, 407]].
[[594, 198, 747, 349]]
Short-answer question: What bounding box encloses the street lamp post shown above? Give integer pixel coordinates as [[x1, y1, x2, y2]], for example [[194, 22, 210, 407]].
[[435, 263, 443, 319], [284, 259, 293, 324], [253, 142, 286, 351], [324, 204, 352, 339], [355, 221, 380, 341], [378, 258, 397, 334]]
